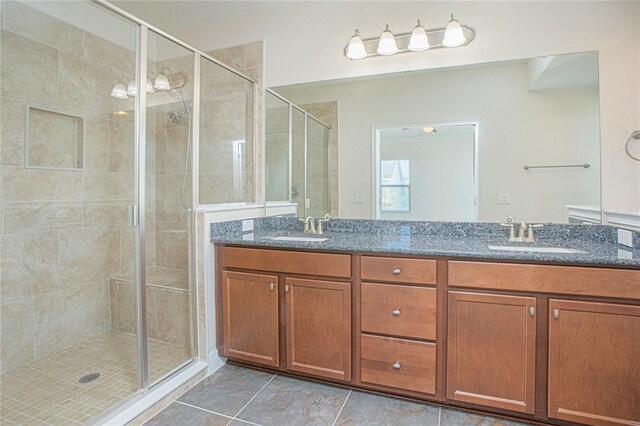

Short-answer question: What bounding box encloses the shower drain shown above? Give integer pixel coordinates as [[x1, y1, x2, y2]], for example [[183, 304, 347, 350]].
[[78, 373, 100, 384]]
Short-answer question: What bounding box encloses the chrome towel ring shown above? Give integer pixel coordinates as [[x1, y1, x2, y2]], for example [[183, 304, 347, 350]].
[[626, 130, 640, 161]]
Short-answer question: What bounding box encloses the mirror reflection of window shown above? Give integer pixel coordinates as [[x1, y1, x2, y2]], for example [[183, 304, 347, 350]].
[[380, 160, 411, 212]]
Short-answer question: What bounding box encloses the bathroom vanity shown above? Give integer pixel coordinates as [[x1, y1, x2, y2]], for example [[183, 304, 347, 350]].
[[212, 218, 640, 426]]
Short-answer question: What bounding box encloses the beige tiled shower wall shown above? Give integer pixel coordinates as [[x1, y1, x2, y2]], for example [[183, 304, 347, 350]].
[[0, 1, 157, 374], [198, 41, 264, 205], [300, 102, 339, 217]]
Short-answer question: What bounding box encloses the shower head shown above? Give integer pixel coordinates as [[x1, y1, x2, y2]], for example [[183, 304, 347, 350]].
[[168, 110, 183, 125]]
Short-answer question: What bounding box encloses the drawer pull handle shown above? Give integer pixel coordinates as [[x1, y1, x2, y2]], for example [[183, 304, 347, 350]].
[[269, 283, 275, 291], [392, 362, 401, 370], [392, 309, 401, 316], [392, 267, 401, 276], [553, 309, 559, 319]]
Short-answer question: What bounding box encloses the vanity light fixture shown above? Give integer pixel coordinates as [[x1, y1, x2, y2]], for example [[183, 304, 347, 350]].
[[344, 15, 474, 60], [153, 73, 171, 91], [110, 82, 129, 99], [408, 20, 430, 52], [377, 25, 398, 55]]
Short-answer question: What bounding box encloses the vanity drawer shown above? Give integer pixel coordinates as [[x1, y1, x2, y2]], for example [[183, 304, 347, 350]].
[[360, 334, 436, 394], [222, 247, 351, 278], [361, 256, 437, 285], [448, 261, 640, 300], [361, 283, 436, 340]]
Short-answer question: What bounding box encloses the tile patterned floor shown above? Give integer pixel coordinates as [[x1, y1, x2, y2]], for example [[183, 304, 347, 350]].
[[0, 330, 190, 426], [146, 364, 530, 426]]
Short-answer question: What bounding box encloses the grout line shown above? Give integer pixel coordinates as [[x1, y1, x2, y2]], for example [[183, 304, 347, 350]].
[[331, 389, 351, 426], [173, 400, 234, 420], [231, 373, 277, 420]]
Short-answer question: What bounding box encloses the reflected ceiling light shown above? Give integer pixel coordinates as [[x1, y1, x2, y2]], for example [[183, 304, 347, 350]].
[[377, 25, 398, 56], [113, 111, 130, 116], [110, 83, 128, 99], [154, 73, 171, 91], [408, 19, 430, 52], [345, 29, 367, 60], [443, 14, 466, 47], [127, 80, 137, 96], [423, 126, 437, 133], [145, 78, 155, 94]]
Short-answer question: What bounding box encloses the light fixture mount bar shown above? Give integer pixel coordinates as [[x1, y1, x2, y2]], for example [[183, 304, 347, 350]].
[[345, 25, 475, 60]]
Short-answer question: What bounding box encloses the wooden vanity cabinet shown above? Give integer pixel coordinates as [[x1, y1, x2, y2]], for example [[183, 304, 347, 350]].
[[547, 299, 640, 426], [222, 271, 280, 367], [447, 291, 537, 414], [285, 278, 352, 381]]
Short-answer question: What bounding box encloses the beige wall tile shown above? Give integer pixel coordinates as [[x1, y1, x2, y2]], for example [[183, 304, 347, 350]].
[[33, 282, 105, 359], [83, 200, 129, 227], [3, 201, 83, 234], [2, 166, 82, 202], [0, 298, 34, 374], [0, 97, 25, 166], [245, 41, 264, 69], [201, 92, 248, 125], [84, 32, 135, 74], [108, 120, 134, 172], [208, 45, 246, 72], [0, 231, 59, 303], [0, 29, 58, 105], [1, 0, 83, 55], [165, 126, 190, 176], [154, 288, 190, 347], [58, 51, 125, 116], [59, 226, 120, 287], [83, 171, 133, 201], [85, 117, 110, 172]]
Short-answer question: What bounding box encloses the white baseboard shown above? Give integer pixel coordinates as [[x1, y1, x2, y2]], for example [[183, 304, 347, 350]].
[[208, 350, 226, 374]]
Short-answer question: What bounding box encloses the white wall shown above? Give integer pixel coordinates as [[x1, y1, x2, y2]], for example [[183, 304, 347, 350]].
[[379, 133, 476, 221], [146, 1, 639, 217], [278, 62, 601, 222]]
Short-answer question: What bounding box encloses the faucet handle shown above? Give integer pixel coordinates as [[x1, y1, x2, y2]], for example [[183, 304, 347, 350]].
[[500, 222, 516, 241], [526, 223, 544, 242]]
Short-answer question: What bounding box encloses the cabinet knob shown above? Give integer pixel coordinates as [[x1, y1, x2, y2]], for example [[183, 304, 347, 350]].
[[392, 362, 401, 370], [285, 284, 290, 293], [392, 309, 401, 316], [269, 283, 275, 291], [529, 307, 535, 317], [392, 267, 401, 276], [553, 309, 559, 319]]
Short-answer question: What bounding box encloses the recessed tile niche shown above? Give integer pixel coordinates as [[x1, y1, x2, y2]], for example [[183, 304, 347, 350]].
[[26, 106, 85, 170]]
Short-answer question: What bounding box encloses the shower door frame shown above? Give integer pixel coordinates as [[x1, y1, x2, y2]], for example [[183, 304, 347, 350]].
[[87, 0, 258, 423]]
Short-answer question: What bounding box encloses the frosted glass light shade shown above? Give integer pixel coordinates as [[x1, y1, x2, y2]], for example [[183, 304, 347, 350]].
[[110, 83, 128, 99], [377, 24, 398, 55], [443, 14, 466, 47], [127, 80, 137, 96], [145, 78, 155, 94], [346, 29, 367, 60], [154, 73, 171, 90], [408, 20, 430, 52]]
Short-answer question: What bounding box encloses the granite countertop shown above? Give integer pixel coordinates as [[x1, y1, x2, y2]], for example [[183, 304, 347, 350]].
[[211, 218, 640, 268]]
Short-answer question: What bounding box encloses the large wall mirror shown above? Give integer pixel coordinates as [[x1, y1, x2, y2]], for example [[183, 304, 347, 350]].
[[268, 51, 601, 224]]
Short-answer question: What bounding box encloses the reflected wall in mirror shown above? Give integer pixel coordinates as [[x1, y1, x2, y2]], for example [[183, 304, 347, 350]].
[[272, 51, 601, 224]]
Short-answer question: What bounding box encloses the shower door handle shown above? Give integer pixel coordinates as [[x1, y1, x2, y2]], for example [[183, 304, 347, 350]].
[[128, 205, 139, 227]]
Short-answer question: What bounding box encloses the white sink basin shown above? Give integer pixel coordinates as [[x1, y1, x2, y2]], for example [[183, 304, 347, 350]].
[[487, 245, 585, 254], [272, 236, 328, 242]]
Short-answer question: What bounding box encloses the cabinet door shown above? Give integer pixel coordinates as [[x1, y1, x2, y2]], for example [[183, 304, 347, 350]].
[[285, 277, 351, 381], [222, 271, 279, 367], [447, 291, 536, 414], [548, 299, 640, 426]]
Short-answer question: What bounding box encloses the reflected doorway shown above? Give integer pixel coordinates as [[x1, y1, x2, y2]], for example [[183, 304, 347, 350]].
[[374, 123, 478, 221]]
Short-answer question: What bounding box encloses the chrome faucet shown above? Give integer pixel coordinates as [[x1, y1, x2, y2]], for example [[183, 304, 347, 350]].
[[317, 214, 332, 234], [299, 217, 317, 234]]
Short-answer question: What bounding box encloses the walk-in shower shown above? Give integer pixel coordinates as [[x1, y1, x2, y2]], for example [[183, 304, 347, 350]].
[[0, 0, 257, 424]]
